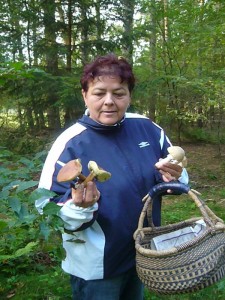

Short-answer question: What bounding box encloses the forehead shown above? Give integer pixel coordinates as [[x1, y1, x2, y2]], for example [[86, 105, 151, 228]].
[[88, 75, 128, 89]]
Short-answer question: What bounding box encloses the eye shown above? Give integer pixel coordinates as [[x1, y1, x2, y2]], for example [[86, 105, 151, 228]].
[[114, 93, 125, 98], [94, 92, 105, 97]]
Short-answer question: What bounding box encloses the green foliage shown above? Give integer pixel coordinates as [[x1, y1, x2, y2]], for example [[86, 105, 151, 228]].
[[145, 277, 225, 299], [0, 149, 66, 282], [0, 266, 72, 299], [0, 146, 95, 299], [1, 0, 225, 141], [181, 127, 225, 144]]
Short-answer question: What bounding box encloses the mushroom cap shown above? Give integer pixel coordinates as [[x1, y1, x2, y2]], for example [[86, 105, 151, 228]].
[[97, 170, 111, 182], [57, 159, 82, 182], [88, 160, 111, 182], [180, 156, 188, 167], [167, 146, 185, 162], [88, 161, 99, 173]]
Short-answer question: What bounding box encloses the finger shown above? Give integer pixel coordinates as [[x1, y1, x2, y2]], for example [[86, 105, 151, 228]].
[[72, 183, 85, 205], [160, 170, 176, 182], [85, 182, 100, 203], [85, 181, 95, 201], [168, 162, 182, 171], [159, 164, 182, 179]]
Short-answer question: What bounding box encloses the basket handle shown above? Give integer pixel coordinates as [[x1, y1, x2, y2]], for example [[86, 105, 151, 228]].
[[135, 182, 215, 237], [148, 182, 222, 225], [148, 181, 190, 198]]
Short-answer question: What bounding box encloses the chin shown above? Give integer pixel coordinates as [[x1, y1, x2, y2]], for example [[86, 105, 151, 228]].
[[101, 118, 119, 126]]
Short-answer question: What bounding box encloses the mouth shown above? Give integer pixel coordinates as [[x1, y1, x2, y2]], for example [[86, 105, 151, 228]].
[[102, 111, 117, 115]]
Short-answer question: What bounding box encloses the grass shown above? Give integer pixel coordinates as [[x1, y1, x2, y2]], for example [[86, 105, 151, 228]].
[[145, 278, 225, 300], [0, 266, 72, 300], [1, 267, 225, 299]]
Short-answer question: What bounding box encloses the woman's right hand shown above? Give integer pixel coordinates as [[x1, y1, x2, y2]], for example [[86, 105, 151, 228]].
[[71, 181, 100, 208]]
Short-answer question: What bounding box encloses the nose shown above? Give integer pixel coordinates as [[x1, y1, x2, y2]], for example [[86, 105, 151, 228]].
[[104, 92, 114, 104]]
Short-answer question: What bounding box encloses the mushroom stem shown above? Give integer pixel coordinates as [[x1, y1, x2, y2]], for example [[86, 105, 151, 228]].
[[82, 171, 96, 186]]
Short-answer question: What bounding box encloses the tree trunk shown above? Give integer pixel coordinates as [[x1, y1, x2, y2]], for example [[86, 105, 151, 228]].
[[57, 0, 73, 71], [148, 0, 157, 121], [42, 0, 61, 130], [26, 106, 34, 130], [80, 2, 89, 64], [66, 0, 72, 71], [121, 0, 135, 64]]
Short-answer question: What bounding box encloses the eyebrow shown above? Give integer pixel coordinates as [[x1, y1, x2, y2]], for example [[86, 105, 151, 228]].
[[93, 87, 126, 92]]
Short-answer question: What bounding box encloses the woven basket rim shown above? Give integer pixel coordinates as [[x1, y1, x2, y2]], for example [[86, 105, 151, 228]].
[[135, 221, 225, 257], [134, 186, 225, 257]]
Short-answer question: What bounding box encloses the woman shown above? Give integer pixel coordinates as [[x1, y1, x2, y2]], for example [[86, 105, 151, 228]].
[[36, 54, 188, 300]]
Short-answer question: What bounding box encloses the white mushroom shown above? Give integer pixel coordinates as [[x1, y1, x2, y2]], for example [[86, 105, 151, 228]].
[[179, 155, 187, 168], [155, 146, 187, 168]]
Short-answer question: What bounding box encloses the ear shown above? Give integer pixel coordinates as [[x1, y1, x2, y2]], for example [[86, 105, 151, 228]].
[[81, 89, 86, 99], [82, 89, 87, 104], [128, 96, 131, 106]]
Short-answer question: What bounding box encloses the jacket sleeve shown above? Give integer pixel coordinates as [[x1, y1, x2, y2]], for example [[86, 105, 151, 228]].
[[35, 130, 98, 231], [58, 201, 98, 231]]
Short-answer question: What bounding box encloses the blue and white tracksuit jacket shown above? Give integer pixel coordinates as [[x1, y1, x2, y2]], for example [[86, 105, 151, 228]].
[[36, 112, 188, 280]]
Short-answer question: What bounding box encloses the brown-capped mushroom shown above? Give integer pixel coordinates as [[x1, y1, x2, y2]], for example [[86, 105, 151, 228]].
[[155, 146, 187, 168], [57, 159, 111, 187], [57, 159, 86, 182], [82, 161, 111, 185]]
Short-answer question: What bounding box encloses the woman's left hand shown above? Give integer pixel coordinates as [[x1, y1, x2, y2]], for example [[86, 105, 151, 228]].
[[156, 162, 183, 182]]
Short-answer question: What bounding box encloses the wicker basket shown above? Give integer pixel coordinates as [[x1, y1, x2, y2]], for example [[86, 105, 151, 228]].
[[134, 182, 225, 295]]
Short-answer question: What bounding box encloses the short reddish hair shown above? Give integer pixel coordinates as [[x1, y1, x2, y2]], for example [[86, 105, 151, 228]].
[[80, 53, 135, 93]]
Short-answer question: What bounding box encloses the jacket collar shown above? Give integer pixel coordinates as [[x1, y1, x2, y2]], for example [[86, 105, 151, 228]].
[[78, 110, 125, 132]]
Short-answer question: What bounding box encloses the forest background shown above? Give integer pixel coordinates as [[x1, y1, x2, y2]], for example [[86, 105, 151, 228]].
[[0, 0, 225, 299]]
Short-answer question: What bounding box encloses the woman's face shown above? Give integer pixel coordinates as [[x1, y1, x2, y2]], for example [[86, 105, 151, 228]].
[[82, 76, 131, 125]]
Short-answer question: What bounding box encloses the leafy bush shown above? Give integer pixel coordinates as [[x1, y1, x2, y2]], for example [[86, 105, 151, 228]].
[[181, 126, 225, 144], [0, 149, 65, 292]]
